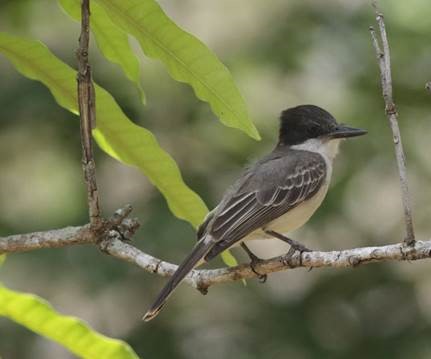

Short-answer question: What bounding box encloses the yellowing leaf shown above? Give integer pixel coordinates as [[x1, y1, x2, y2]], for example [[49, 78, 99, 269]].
[[0, 285, 139, 359]]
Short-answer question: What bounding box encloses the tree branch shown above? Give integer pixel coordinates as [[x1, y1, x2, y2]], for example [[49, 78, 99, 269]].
[[76, 0, 101, 229], [1, 227, 430, 292], [0, 205, 138, 252], [369, 1, 415, 245]]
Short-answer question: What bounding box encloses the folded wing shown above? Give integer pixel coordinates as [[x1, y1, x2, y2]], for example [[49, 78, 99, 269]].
[[203, 149, 326, 261]]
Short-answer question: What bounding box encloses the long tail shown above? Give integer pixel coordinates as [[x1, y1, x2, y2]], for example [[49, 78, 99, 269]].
[[143, 236, 214, 321]]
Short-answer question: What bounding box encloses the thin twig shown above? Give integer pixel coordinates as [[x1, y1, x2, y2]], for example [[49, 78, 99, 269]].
[[1, 227, 431, 291], [370, 1, 415, 245], [77, 0, 101, 229]]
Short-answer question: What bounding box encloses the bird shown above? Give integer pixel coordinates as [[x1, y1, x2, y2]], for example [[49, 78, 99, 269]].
[[143, 104, 367, 321]]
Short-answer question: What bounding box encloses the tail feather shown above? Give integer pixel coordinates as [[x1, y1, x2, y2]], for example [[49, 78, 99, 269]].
[[143, 237, 214, 321]]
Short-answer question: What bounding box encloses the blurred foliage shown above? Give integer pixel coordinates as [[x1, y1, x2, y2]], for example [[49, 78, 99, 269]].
[[0, 0, 431, 358]]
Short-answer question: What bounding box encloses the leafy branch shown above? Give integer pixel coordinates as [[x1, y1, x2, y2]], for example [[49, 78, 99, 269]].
[[59, 0, 146, 103], [0, 0, 424, 295], [0, 1, 425, 354]]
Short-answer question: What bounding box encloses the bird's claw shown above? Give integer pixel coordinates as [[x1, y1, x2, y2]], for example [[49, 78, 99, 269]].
[[287, 238, 312, 254], [264, 230, 312, 267], [249, 258, 267, 283], [283, 240, 312, 267], [240, 242, 267, 283]]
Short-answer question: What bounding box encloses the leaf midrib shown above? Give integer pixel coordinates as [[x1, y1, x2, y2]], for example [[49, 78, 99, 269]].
[[98, 0, 250, 132]]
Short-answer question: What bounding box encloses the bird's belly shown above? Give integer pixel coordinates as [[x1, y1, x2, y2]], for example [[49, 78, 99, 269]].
[[244, 183, 329, 241]]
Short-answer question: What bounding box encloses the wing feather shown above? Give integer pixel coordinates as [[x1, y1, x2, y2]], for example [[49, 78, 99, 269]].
[[203, 149, 327, 261]]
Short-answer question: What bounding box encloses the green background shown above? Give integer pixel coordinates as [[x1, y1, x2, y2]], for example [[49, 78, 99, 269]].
[[1, 0, 431, 358]]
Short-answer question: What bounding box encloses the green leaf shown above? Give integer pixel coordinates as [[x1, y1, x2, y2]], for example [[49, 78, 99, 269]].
[[220, 250, 238, 267], [0, 255, 5, 268], [58, 0, 146, 104], [0, 32, 208, 227], [95, 0, 260, 140], [0, 285, 139, 359]]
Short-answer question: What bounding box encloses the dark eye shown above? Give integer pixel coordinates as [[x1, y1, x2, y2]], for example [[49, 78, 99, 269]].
[[308, 123, 321, 137]]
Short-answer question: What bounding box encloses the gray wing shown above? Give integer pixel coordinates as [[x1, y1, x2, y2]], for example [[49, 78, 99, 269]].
[[200, 149, 326, 261]]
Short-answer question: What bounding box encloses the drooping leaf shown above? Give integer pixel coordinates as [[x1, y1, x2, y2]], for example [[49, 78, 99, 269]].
[[0, 285, 139, 359], [0, 32, 208, 227], [95, 0, 260, 140], [58, 0, 146, 103]]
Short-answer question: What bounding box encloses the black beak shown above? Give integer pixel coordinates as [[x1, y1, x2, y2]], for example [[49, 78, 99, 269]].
[[329, 125, 367, 139]]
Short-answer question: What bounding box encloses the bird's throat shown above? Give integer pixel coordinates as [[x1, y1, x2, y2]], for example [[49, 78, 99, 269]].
[[291, 138, 341, 162]]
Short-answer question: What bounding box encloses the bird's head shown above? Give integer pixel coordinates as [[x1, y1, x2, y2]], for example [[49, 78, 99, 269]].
[[278, 104, 367, 147]]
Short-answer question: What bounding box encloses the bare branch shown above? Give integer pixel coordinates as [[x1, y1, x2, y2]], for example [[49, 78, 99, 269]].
[[370, 1, 415, 245], [0, 205, 139, 254], [1, 226, 430, 291], [76, 0, 101, 228], [0, 226, 94, 253]]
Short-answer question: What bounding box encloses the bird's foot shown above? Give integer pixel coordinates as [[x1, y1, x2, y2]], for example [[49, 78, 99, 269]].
[[286, 238, 312, 254], [264, 230, 312, 266], [241, 243, 267, 283], [250, 256, 267, 283]]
